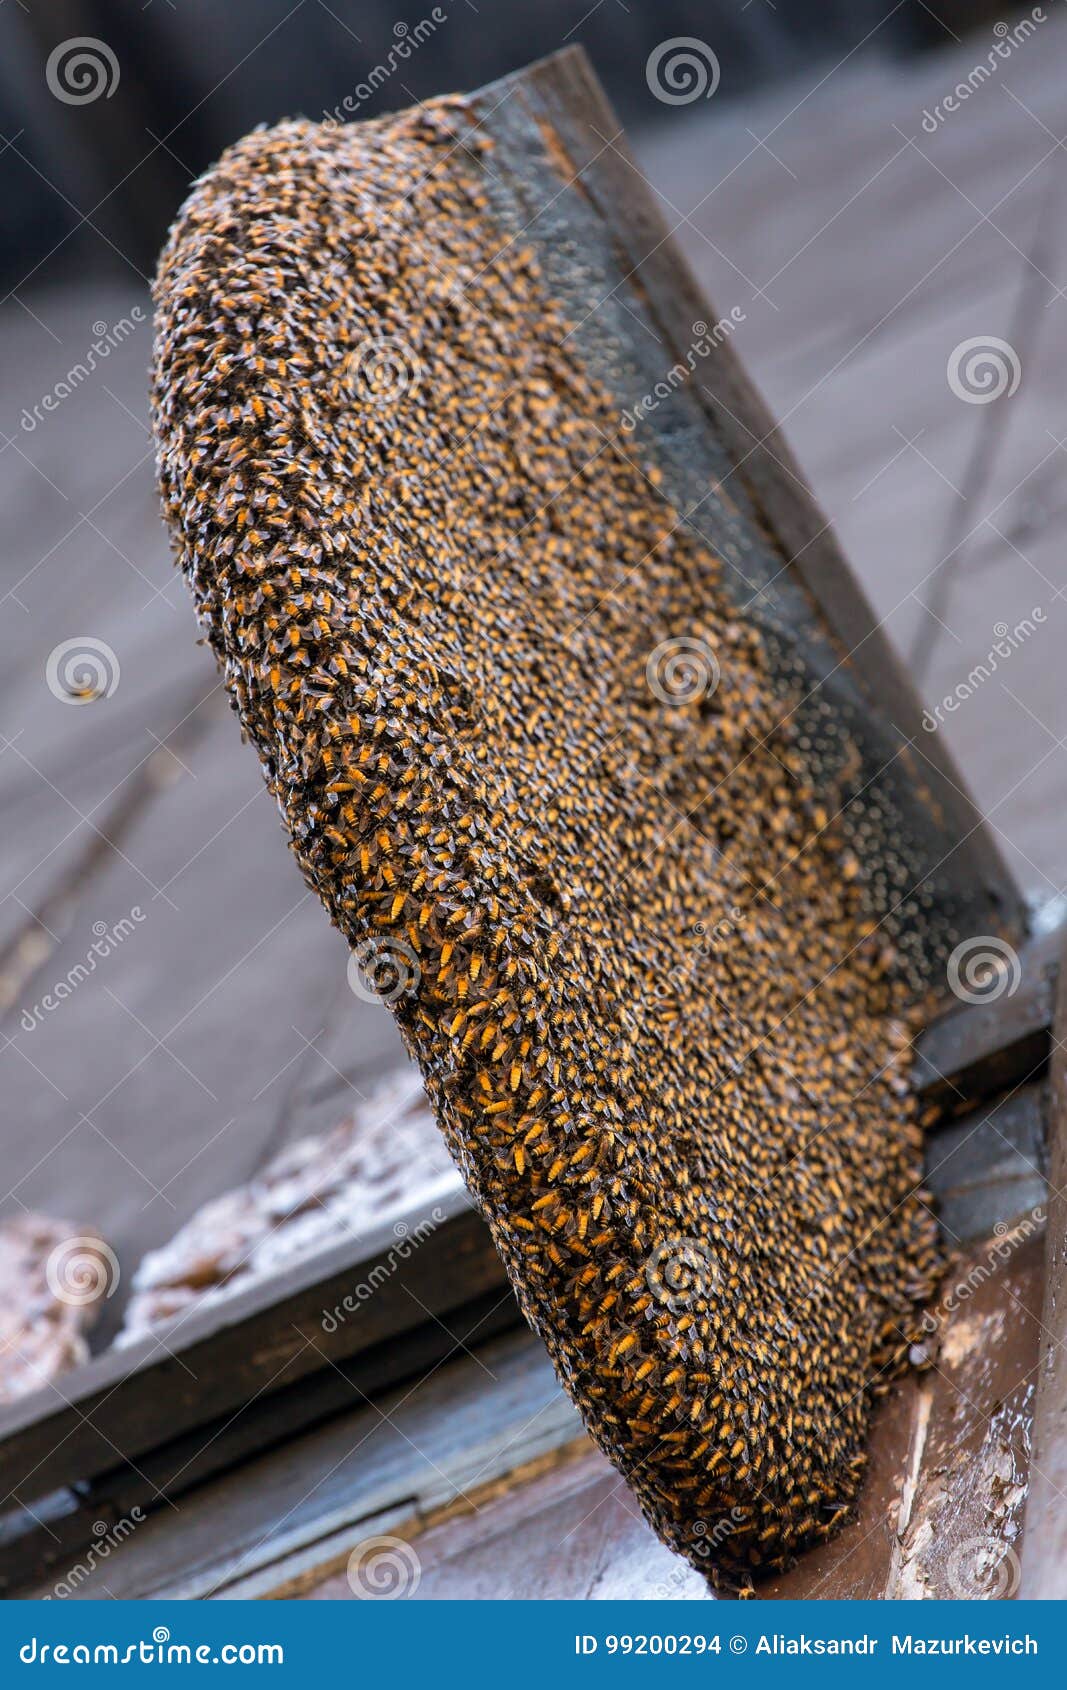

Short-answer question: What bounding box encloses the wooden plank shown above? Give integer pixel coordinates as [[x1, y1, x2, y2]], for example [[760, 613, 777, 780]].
[[759, 1381, 923, 1600], [302, 1443, 711, 1603], [0, 1283, 519, 1597], [776, 1224, 1044, 1600], [304, 1224, 1042, 1603], [17, 1329, 579, 1600], [293, 1231, 1045, 1602], [1021, 926, 1067, 1598], [914, 928, 1058, 1114], [885, 1226, 1043, 1599], [0, 1185, 503, 1509], [924, 1082, 1046, 1246]]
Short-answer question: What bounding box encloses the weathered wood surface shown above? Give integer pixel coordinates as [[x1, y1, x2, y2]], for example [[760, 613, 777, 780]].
[[1, 1283, 520, 1598], [17, 1217, 1035, 1600], [19, 1329, 581, 1599], [289, 1228, 1043, 1602], [914, 928, 1058, 1115], [0, 1184, 502, 1510], [924, 1083, 1047, 1246], [1021, 928, 1067, 1597]]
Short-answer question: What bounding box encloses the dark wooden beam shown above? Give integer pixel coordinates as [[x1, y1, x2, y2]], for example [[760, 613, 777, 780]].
[[0, 1187, 505, 1510], [0, 1284, 519, 1596], [914, 926, 1060, 1114], [1021, 925, 1067, 1598]]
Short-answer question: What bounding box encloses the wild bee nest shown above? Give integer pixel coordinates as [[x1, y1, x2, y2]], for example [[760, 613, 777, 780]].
[[152, 99, 940, 1587]]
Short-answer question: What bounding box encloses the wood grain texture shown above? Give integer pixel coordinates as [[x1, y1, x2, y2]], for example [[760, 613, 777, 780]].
[[18, 1329, 580, 1599], [1021, 927, 1067, 1598], [295, 1228, 1045, 1602], [0, 1185, 502, 1510]]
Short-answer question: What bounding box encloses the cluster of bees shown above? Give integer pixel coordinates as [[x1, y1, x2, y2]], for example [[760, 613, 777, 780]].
[[153, 97, 942, 1587]]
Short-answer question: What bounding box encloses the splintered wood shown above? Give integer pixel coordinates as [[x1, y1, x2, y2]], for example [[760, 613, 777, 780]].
[[152, 99, 942, 1587]]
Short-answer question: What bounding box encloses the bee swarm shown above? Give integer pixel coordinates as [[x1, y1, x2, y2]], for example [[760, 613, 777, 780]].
[[152, 100, 941, 1587]]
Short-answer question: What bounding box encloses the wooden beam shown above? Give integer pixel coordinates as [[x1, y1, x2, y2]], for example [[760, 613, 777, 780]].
[[914, 925, 1060, 1113], [1020, 926, 1067, 1598], [0, 1187, 505, 1510]]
